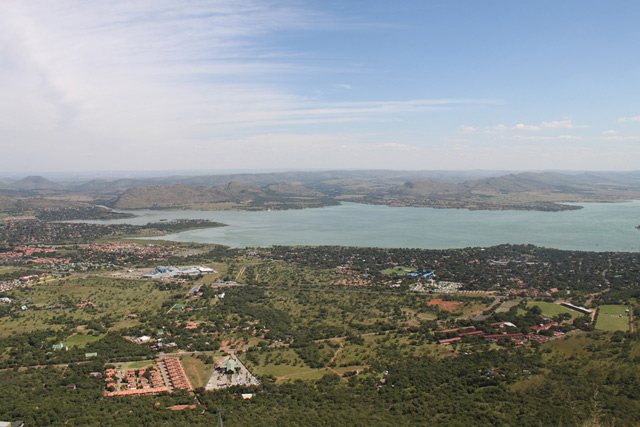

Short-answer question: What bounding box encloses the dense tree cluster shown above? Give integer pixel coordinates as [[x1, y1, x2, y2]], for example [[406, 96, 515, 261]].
[[262, 244, 640, 293]]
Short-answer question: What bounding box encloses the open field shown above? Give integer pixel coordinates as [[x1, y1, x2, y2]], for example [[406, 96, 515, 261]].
[[179, 355, 217, 389], [245, 348, 312, 379], [63, 333, 104, 348], [115, 360, 156, 371], [427, 299, 461, 311], [496, 298, 522, 313], [278, 369, 329, 382], [527, 301, 582, 318], [0, 276, 173, 337], [381, 266, 415, 275], [595, 305, 631, 331]]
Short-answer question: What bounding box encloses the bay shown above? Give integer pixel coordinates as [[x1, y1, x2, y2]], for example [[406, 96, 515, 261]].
[[77, 201, 640, 252]]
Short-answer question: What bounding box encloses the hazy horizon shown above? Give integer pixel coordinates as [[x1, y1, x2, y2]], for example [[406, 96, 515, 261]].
[[3, 168, 640, 183]]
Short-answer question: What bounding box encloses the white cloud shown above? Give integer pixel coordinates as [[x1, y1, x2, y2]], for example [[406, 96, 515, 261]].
[[602, 130, 616, 135], [0, 1, 502, 171], [513, 123, 541, 131], [618, 115, 640, 122], [509, 135, 582, 141], [603, 135, 640, 142], [460, 125, 476, 133], [512, 119, 579, 131], [540, 119, 577, 129]]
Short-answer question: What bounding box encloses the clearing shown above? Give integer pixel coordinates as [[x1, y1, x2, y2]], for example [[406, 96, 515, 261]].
[[595, 305, 631, 332]]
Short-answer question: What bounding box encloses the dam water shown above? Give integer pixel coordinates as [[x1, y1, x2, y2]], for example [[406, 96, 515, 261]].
[[78, 201, 640, 252]]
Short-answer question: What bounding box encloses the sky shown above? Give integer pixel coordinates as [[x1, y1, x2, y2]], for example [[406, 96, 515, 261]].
[[1, 0, 639, 173]]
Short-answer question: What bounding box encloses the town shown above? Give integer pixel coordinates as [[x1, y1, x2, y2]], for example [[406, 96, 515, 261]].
[[0, 219, 638, 425]]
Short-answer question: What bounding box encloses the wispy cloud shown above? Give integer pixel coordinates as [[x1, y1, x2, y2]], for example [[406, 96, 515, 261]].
[[0, 1, 501, 171], [509, 135, 582, 141], [464, 120, 582, 134], [513, 119, 579, 131], [618, 115, 640, 123], [603, 135, 640, 142]]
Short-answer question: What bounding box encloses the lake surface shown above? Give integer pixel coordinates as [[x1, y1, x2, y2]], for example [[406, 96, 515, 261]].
[[80, 201, 640, 252]]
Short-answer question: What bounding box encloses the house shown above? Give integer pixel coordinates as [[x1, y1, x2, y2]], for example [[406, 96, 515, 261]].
[[491, 321, 517, 329], [459, 331, 484, 337], [52, 343, 68, 351], [531, 322, 558, 334], [185, 322, 198, 330], [85, 352, 98, 359], [166, 405, 196, 411], [438, 337, 462, 345]]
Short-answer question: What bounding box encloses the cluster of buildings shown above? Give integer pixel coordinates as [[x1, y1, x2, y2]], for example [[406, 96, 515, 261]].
[[0, 245, 57, 264], [104, 365, 169, 397], [0, 274, 58, 293], [143, 265, 216, 280], [158, 357, 192, 391], [489, 258, 538, 266], [87, 242, 175, 261], [437, 322, 564, 345], [411, 280, 463, 293], [205, 356, 260, 391]]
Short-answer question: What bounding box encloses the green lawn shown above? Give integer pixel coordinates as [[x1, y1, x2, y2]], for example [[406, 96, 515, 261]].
[[247, 348, 312, 378], [63, 333, 103, 348], [527, 301, 581, 318], [595, 305, 631, 331], [116, 360, 155, 370], [495, 298, 522, 313], [179, 355, 216, 388], [381, 266, 416, 275]]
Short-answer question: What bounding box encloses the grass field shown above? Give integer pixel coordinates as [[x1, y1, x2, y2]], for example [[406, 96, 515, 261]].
[[116, 360, 155, 371], [0, 276, 173, 337], [63, 333, 104, 348], [247, 348, 312, 378], [595, 305, 631, 331], [278, 369, 329, 382], [179, 355, 217, 388], [381, 266, 415, 275], [496, 298, 522, 313], [527, 301, 582, 318]]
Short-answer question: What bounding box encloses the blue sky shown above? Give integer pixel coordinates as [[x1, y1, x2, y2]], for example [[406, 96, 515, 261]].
[[1, 0, 639, 172]]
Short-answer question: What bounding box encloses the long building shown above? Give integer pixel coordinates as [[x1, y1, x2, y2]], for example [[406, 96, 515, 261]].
[[559, 302, 593, 315]]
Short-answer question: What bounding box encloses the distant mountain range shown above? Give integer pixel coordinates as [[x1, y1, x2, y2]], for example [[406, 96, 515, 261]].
[[1, 170, 640, 212]]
